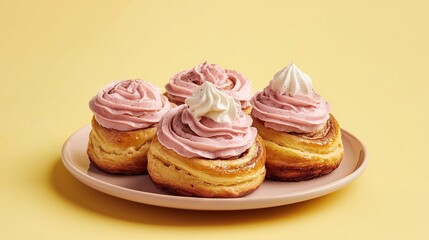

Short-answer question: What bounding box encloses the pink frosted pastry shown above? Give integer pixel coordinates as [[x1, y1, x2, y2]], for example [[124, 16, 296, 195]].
[[251, 63, 344, 181], [148, 82, 266, 198], [165, 61, 252, 113], [87, 79, 171, 175]]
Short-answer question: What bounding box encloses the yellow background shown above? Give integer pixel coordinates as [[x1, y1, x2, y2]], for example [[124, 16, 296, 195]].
[[1, 0, 428, 239]]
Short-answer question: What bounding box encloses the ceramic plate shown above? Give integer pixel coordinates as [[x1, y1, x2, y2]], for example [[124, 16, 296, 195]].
[[61, 125, 367, 210]]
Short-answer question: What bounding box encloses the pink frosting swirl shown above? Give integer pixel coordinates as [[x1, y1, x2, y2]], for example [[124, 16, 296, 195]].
[[165, 61, 252, 108], [251, 83, 331, 133], [157, 105, 257, 159], [89, 79, 171, 131]]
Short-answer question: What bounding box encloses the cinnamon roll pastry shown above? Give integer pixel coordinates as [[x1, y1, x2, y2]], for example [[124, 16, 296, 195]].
[[251, 63, 344, 181], [148, 82, 266, 197], [87, 79, 171, 175], [148, 135, 266, 198], [165, 61, 252, 113], [88, 117, 156, 175], [252, 115, 343, 181]]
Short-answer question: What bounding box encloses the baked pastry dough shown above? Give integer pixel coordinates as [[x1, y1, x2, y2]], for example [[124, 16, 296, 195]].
[[147, 135, 266, 198], [252, 114, 343, 181], [87, 117, 156, 175], [86, 79, 171, 175]]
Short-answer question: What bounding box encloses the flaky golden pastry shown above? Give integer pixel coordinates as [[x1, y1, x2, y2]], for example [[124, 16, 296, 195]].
[[147, 135, 266, 198], [252, 114, 344, 181], [87, 117, 155, 175], [241, 106, 252, 114]]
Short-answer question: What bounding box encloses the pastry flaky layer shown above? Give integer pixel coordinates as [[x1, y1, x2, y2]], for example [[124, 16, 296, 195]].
[[147, 135, 267, 198], [87, 117, 155, 175], [253, 114, 344, 181]]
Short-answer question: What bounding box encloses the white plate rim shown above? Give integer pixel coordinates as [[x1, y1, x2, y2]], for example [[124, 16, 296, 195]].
[[61, 125, 368, 210]]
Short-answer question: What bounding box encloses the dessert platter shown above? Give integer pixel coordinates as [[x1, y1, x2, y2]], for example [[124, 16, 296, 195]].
[[61, 62, 367, 210], [62, 126, 366, 210]]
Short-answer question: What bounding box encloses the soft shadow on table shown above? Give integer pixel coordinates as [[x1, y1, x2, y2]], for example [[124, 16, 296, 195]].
[[51, 158, 354, 226]]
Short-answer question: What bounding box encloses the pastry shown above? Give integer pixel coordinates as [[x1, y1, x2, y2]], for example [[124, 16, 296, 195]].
[[148, 82, 266, 198], [165, 61, 252, 113], [87, 79, 171, 175], [250, 63, 344, 181]]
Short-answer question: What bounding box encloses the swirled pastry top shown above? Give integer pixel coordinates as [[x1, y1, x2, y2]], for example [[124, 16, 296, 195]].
[[251, 63, 331, 133], [158, 82, 257, 159], [89, 79, 171, 131], [165, 61, 252, 108]]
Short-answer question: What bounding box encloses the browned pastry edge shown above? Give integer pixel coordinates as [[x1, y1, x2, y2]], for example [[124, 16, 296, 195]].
[[148, 159, 263, 198], [253, 114, 344, 182], [241, 105, 252, 114], [87, 117, 155, 175], [265, 158, 342, 182], [147, 135, 266, 198]]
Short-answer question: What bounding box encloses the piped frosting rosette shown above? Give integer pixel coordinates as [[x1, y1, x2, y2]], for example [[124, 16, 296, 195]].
[[89, 79, 171, 131], [251, 63, 331, 133], [165, 61, 252, 109], [157, 82, 257, 159]]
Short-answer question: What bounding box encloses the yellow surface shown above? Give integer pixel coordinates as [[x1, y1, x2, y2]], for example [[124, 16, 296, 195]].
[[1, 0, 428, 239]]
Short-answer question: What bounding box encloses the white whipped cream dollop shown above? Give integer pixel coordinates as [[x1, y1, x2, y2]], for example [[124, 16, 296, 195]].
[[185, 82, 237, 123], [270, 63, 313, 96]]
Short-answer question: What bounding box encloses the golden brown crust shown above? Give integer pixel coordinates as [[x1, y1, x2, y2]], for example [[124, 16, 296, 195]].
[[253, 114, 344, 181], [147, 135, 266, 198], [241, 105, 252, 114], [87, 117, 155, 175]]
